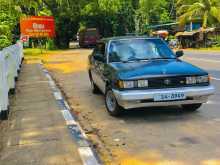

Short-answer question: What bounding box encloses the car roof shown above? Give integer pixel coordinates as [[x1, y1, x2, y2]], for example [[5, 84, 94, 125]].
[[99, 36, 162, 43]]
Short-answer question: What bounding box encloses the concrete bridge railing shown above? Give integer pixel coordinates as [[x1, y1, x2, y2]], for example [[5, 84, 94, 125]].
[[0, 42, 23, 120]]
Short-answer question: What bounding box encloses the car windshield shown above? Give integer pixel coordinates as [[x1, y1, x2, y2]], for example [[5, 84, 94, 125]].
[[108, 39, 176, 62]]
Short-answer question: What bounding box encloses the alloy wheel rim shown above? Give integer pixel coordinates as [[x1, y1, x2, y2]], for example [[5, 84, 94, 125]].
[[106, 91, 116, 112]]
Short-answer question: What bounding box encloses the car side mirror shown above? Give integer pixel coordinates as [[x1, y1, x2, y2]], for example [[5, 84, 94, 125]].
[[94, 53, 105, 62], [176, 50, 184, 58]]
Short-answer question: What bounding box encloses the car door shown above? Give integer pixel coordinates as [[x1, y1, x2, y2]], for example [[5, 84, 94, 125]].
[[91, 42, 106, 93]]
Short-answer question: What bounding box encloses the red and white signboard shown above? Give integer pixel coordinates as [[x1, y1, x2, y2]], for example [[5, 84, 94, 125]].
[[20, 35, 29, 42], [20, 16, 55, 38]]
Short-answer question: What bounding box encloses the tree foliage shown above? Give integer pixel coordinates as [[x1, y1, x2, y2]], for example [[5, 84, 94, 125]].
[[177, 0, 220, 28], [1, 0, 220, 49], [0, 0, 45, 49], [0, 0, 19, 49]]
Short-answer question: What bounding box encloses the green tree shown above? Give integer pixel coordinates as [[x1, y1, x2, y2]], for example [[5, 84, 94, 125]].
[[0, 0, 174, 49], [135, 0, 173, 33], [80, 0, 136, 37], [0, 0, 20, 49], [178, 0, 220, 28], [42, 0, 86, 48]]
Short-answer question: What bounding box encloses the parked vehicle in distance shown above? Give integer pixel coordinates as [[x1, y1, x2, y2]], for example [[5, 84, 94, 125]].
[[88, 36, 215, 116], [78, 28, 100, 48]]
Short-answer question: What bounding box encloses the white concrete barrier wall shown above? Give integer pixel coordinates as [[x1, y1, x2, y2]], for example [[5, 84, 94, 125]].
[[0, 42, 23, 119], [0, 51, 9, 112]]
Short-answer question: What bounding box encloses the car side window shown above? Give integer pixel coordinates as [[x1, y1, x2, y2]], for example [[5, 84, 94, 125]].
[[96, 43, 105, 55], [92, 42, 106, 62]]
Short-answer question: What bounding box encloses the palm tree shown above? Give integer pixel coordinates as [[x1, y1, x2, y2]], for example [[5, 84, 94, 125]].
[[177, 0, 220, 28]]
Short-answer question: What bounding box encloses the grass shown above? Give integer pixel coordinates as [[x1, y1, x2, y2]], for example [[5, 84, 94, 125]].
[[24, 48, 62, 57], [24, 48, 63, 61], [24, 48, 46, 56]]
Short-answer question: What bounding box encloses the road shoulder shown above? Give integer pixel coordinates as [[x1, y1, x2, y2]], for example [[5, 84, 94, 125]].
[[0, 61, 83, 165]]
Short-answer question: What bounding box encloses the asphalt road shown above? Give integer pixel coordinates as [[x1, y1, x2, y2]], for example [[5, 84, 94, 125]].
[[183, 50, 220, 80], [44, 49, 220, 165]]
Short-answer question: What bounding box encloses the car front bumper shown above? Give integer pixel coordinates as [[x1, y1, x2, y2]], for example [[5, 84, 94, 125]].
[[113, 85, 215, 109]]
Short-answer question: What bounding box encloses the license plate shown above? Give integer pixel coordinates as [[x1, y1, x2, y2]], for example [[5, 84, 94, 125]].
[[154, 92, 186, 101]]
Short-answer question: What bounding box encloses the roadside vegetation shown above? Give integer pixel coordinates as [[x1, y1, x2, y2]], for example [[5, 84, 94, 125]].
[[23, 48, 63, 62], [1, 0, 220, 49]]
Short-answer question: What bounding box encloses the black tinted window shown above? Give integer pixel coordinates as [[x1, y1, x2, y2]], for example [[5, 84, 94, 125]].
[[95, 43, 105, 55], [85, 30, 98, 36]]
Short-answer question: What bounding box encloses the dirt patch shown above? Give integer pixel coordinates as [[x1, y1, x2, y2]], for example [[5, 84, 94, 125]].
[[0, 122, 4, 152], [0, 121, 7, 153]]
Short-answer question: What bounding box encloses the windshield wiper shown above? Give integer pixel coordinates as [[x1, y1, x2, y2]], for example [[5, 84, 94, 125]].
[[149, 57, 176, 60], [119, 57, 174, 63], [119, 59, 146, 63], [127, 58, 150, 62], [120, 60, 130, 63]]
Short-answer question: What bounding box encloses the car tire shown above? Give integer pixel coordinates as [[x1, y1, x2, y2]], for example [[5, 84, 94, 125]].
[[182, 103, 202, 112], [90, 77, 100, 94], [9, 88, 16, 95], [105, 89, 123, 116], [0, 110, 9, 120]]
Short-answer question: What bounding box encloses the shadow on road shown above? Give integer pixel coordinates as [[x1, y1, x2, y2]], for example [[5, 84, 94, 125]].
[[117, 106, 200, 122]]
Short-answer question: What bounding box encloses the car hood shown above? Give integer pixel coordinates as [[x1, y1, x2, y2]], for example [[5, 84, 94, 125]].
[[109, 59, 207, 80]]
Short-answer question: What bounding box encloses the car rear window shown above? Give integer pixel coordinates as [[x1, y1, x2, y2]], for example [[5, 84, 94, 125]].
[[85, 30, 98, 36]]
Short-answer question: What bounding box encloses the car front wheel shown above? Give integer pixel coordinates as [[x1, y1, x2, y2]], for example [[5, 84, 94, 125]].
[[105, 89, 122, 116], [182, 103, 202, 112]]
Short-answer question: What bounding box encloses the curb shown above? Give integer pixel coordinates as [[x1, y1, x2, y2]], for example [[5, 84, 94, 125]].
[[39, 64, 102, 165]]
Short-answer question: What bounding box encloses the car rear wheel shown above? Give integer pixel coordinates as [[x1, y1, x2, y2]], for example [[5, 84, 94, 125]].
[[182, 103, 202, 112], [105, 89, 122, 116]]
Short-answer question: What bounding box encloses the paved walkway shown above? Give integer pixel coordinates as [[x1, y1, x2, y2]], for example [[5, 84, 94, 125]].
[[0, 62, 82, 165]]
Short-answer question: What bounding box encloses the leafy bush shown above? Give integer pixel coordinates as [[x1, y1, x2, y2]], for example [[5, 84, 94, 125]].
[[0, 24, 12, 49], [215, 36, 220, 47], [0, 1, 18, 49], [46, 39, 56, 50], [0, 35, 11, 50], [209, 35, 220, 47]]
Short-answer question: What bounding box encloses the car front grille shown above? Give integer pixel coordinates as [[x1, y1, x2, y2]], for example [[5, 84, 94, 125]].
[[147, 76, 208, 89]]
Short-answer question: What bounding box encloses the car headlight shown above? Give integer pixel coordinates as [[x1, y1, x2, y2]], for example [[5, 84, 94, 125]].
[[118, 80, 135, 88], [117, 80, 149, 88], [138, 80, 148, 88], [196, 75, 209, 83], [186, 75, 209, 84], [186, 77, 197, 84]]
